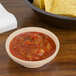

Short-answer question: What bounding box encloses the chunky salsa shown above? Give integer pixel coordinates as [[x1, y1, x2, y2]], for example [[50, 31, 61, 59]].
[[10, 32, 56, 61]]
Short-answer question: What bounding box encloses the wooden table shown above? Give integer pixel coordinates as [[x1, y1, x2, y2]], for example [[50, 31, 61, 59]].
[[0, 0, 76, 76]]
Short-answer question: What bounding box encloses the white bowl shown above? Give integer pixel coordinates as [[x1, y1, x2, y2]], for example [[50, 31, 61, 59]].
[[5, 27, 60, 68]]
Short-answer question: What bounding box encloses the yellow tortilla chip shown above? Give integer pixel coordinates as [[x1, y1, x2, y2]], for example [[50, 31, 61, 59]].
[[44, 0, 54, 12], [33, 0, 44, 10], [51, 0, 76, 17]]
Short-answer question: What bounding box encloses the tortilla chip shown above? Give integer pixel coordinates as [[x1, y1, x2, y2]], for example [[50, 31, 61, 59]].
[[51, 0, 76, 17], [33, 0, 44, 10], [44, 0, 54, 12]]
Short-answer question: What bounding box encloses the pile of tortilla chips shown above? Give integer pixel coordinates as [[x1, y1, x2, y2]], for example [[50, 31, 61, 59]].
[[33, 0, 76, 17]]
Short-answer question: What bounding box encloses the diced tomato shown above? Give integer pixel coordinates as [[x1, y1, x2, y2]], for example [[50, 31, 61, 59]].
[[24, 40, 31, 46]]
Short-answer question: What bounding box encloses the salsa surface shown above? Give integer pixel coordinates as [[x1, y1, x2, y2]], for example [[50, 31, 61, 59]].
[[10, 32, 56, 61]]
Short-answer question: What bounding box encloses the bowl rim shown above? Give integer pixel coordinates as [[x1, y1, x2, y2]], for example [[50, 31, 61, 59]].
[[24, 0, 76, 21], [5, 27, 60, 64]]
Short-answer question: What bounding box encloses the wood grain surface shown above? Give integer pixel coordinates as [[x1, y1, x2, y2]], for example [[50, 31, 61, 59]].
[[0, 0, 76, 76]]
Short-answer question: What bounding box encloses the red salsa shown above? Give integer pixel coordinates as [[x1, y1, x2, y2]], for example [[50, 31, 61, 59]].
[[10, 32, 56, 61]]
